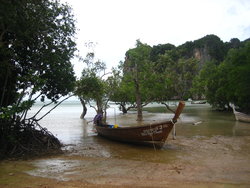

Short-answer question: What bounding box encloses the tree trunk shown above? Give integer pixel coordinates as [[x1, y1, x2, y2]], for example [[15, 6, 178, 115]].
[[0, 74, 8, 108], [96, 99, 106, 122], [135, 81, 142, 121], [96, 100, 103, 114], [79, 98, 87, 119], [119, 102, 128, 114]]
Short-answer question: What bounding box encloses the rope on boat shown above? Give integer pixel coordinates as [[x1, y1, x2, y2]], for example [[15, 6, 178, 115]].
[[171, 119, 176, 140], [149, 123, 157, 152], [149, 118, 177, 150]]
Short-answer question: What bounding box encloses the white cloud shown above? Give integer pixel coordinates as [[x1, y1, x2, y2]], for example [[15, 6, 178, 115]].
[[63, 0, 250, 77]]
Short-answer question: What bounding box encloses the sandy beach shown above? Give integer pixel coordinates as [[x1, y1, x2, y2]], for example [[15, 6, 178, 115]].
[[1, 103, 250, 187], [1, 134, 250, 188]]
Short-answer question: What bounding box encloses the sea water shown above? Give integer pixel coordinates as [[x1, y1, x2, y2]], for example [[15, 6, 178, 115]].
[[27, 100, 250, 162]]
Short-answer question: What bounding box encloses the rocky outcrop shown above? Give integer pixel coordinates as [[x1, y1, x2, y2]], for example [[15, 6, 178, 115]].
[[193, 46, 211, 69]]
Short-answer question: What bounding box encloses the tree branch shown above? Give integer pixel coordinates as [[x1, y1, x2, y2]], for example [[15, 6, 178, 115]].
[[34, 95, 73, 122], [161, 102, 175, 113], [101, 71, 112, 79], [88, 101, 97, 112], [28, 101, 54, 121], [32, 93, 42, 101]]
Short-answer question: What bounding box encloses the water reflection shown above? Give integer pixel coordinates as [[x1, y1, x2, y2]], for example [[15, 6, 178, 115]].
[[24, 103, 250, 186], [29, 102, 250, 163], [179, 104, 250, 137]]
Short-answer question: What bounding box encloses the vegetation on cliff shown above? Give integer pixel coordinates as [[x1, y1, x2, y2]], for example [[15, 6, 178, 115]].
[[1, 0, 249, 159], [193, 41, 250, 112], [109, 35, 250, 119]]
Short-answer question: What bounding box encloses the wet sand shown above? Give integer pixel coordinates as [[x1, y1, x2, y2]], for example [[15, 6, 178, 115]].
[[1, 135, 250, 187], [1, 104, 250, 187]]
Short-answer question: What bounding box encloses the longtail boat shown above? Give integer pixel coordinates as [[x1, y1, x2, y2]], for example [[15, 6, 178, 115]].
[[191, 101, 206, 104], [94, 101, 185, 148], [230, 103, 250, 123]]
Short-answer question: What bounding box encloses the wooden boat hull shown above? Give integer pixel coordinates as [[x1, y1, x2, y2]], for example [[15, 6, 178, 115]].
[[230, 103, 250, 123], [95, 121, 174, 146], [94, 101, 185, 148], [191, 101, 206, 104], [234, 111, 250, 123]]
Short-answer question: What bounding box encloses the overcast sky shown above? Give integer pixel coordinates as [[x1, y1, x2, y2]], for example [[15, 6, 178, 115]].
[[63, 0, 250, 77]]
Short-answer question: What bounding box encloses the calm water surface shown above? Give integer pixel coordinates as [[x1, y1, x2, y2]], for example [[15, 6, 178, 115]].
[[28, 101, 250, 163]]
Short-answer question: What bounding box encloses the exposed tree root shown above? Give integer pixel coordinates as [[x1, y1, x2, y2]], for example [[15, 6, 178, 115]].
[[0, 120, 62, 160]]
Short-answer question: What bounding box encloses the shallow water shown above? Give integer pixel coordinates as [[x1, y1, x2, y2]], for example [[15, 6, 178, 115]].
[[27, 101, 250, 163], [21, 101, 250, 186]]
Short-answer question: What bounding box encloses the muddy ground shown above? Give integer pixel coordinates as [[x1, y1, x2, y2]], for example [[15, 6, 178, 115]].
[[1, 104, 250, 187], [1, 135, 250, 188]]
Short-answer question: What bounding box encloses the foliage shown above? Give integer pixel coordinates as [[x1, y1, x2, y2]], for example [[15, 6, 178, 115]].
[[75, 52, 111, 119], [0, 0, 77, 159], [76, 74, 105, 113], [115, 40, 200, 119], [225, 38, 241, 50], [0, 0, 77, 121], [178, 34, 226, 62], [106, 66, 135, 113], [174, 58, 199, 99], [225, 42, 250, 112], [149, 53, 176, 101], [147, 48, 199, 103], [116, 35, 250, 118], [123, 40, 153, 120], [192, 61, 226, 109], [194, 34, 226, 62], [192, 42, 250, 112], [150, 43, 176, 61]]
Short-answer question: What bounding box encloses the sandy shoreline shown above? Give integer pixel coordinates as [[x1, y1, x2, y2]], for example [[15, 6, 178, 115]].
[[1, 105, 250, 187], [1, 135, 250, 188]]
